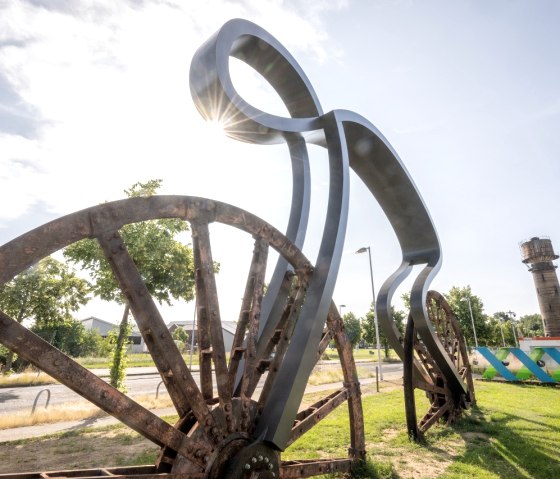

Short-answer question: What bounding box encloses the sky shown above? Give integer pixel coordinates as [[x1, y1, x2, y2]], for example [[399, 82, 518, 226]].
[[1, 0, 559, 326]]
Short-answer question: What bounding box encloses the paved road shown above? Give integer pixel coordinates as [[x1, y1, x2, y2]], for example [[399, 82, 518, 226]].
[[0, 361, 403, 416]]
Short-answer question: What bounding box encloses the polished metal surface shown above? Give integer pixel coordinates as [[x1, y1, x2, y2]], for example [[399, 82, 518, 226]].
[[190, 18, 467, 448], [1, 17, 471, 477]]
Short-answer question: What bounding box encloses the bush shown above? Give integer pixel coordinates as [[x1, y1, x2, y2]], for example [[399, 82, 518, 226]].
[[31, 320, 107, 358]]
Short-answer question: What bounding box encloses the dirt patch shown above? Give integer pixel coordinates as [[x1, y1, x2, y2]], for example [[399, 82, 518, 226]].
[[367, 428, 466, 479], [0, 428, 159, 474]]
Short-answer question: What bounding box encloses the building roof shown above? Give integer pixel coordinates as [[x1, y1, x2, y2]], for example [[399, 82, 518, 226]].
[[80, 316, 141, 336]]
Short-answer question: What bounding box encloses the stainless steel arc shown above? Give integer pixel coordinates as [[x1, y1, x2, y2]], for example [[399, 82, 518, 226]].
[[190, 18, 468, 449]]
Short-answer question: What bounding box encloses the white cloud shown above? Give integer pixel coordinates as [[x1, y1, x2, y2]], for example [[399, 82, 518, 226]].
[[0, 0, 348, 230]]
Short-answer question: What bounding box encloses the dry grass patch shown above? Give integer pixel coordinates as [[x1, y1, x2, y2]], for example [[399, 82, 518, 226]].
[[0, 371, 57, 388], [308, 366, 375, 386], [0, 394, 174, 430], [366, 427, 465, 479]]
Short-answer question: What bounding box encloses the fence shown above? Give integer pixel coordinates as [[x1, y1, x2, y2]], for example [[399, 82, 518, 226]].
[[476, 346, 560, 383]]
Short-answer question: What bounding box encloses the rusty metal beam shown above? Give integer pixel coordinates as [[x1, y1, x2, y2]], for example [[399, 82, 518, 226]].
[[190, 220, 231, 436], [0, 311, 208, 468], [287, 388, 350, 447], [279, 459, 353, 478], [0, 465, 204, 478]]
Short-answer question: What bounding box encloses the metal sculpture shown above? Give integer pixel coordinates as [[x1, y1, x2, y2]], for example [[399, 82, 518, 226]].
[[0, 18, 474, 477], [403, 291, 475, 439]]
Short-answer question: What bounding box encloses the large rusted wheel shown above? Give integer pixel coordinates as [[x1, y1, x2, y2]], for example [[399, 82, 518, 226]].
[[403, 290, 475, 439], [0, 196, 364, 478]]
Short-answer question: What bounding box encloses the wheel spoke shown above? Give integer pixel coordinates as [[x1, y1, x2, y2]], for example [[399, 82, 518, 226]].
[[287, 388, 351, 447], [96, 230, 221, 444], [257, 282, 306, 414], [228, 237, 269, 395], [0, 311, 209, 468], [280, 459, 353, 478], [191, 220, 232, 435], [238, 239, 268, 399], [326, 303, 365, 458]]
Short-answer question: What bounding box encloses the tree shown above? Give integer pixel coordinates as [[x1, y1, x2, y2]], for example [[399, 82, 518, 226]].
[[172, 326, 190, 350], [342, 312, 361, 348], [445, 286, 490, 348], [492, 311, 520, 347], [362, 302, 405, 357], [361, 303, 376, 347], [64, 179, 196, 390], [0, 257, 90, 373], [518, 313, 544, 337], [31, 319, 103, 358]]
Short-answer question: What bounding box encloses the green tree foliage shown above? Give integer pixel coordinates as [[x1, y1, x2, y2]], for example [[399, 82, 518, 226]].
[[0, 257, 90, 373], [342, 312, 362, 348], [518, 313, 544, 337], [63, 179, 196, 389], [64, 180, 195, 305], [172, 327, 190, 351], [31, 320, 104, 358], [362, 303, 405, 357], [445, 286, 490, 348], [491, 311, 520, 347], [108, 314, 132, 392]]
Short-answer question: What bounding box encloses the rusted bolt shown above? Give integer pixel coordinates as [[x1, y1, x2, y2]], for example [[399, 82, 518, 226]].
[[205, 418, 213, 426], [251, 457, 257, 463]]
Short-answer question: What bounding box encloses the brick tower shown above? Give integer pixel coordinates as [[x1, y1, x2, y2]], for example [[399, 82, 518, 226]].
[[520, 237, 560, 337]]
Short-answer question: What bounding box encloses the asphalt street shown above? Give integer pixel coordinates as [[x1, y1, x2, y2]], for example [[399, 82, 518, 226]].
[[0, 361, 403, 416]]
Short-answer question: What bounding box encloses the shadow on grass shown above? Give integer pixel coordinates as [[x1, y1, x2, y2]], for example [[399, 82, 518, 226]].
[[444, 403, 560, 479]]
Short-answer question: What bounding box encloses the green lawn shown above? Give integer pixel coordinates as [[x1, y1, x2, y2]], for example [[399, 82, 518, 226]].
[[284, 380, 560, 478], [1, 381, 558, 478]]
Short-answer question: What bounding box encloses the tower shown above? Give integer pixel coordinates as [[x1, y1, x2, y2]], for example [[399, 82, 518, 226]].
[[520, 237, 560, 337]]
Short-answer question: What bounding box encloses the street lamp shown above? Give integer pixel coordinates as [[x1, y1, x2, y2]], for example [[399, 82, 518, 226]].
[[460, 296, 478, 348], [507, 311, 518, 347], [498, 317, 506, 348], [339, 304, 346, 316], [356, 246, 383, 380]]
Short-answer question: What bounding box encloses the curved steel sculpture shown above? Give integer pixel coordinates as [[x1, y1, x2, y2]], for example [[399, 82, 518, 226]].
[[190, 18, 472, 441], [0, 18, 474, 478]]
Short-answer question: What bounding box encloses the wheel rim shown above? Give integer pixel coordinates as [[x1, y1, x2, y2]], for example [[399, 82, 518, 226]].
[[403, 290, 475, 438], [0, 195, 364, 478]]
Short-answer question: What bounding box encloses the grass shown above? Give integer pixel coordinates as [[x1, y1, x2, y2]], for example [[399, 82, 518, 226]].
[[0, 370, 57, 388], [0, 394, 174, 430], [323, 348, 401, 362], [1, 381, 558, 477]]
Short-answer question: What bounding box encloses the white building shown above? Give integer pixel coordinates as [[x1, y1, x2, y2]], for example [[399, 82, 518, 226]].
[[168, 320, 238, 353], [79, 316, 145, 353]]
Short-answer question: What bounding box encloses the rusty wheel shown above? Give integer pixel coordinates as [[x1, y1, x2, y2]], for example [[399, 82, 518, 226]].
[[0, 196, 364, 478], [403, 290, 475, 439]]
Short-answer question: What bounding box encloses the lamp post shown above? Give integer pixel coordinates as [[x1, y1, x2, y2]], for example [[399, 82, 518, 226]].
[[507, 311, 518, 347], [356, 246, 383, 380], [498, 318, 506, 348], [339, 304, 346, 316], [460, 296, 478, 348]]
